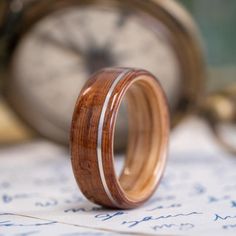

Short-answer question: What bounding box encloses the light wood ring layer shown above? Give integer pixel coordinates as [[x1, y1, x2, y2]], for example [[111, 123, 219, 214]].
[[71, 67, 169, 209]]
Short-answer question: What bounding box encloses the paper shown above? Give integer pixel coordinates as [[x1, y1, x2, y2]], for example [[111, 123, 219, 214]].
[[1, 117, 236, 235]]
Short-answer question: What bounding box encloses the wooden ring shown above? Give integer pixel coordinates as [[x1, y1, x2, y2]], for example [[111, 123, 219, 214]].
[[70, 67, 169, 209]]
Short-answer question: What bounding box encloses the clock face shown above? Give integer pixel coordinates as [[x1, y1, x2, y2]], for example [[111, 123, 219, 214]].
[[8, 5, 181, 143]]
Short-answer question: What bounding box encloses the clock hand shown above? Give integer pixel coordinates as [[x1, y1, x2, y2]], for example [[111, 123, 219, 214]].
[[35, 31, 86, 58], [102, 10, 130, 50], [58, 17, 98, 56], [116, 9, 131, 28]]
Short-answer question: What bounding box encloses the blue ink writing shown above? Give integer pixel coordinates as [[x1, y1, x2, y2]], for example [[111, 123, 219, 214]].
[[147, 203, 182, 211], [95, 212, 126, 221], [214, 214, 236, 221], [122, 212, 202, 228], [231, 201, 236, 208], [223, 224, 236, 229], [152, 223, 194, 231]]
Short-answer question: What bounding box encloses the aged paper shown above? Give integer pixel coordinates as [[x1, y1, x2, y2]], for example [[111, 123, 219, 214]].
[[1, 117, 236, 235]]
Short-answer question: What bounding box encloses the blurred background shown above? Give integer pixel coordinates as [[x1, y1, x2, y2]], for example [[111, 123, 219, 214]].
[[180, 0, 236, 90], [0, 0, 235, 153]]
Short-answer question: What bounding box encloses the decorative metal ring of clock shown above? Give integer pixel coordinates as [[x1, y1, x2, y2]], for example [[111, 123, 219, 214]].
[[0, 0, 205, 151]]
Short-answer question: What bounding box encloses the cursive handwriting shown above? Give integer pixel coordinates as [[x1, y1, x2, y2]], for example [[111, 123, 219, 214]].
[[147, 203, 182, 211], [208, 195, 230, 203], [95, 212, 126, 221], [11, 230, 39, 236], [189, 183, 206, 196], [152, 223, 194, 231], [231, 201, 236, 208], [214, 214, 236, 221], [223, 224, 236, 229], [0, 220, 57, 227], [35, 198, 58, 207], [65, 206, 103, 213], [122, 212, 202, 228], [2, 194, 37, 204]]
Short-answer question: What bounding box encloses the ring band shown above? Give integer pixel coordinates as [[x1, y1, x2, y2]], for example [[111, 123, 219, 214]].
[[71, 67, 169, 209]]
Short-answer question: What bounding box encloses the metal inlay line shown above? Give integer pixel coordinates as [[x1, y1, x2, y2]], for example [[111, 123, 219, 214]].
[[97, 69, 131, 206]]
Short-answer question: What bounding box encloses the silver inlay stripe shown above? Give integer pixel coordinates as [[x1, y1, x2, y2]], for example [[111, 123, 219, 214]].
[[97, 69, 131, 205]]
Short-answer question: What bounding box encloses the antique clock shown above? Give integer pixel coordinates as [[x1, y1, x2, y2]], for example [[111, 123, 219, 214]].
[[0, 0, 205, 150]]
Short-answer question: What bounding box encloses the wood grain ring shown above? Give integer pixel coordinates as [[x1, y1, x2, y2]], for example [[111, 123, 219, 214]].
[[70, 67, 169, 209]]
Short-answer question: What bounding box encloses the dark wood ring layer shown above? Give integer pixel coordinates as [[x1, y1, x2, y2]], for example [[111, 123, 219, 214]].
[[71, 67, 169, 209]]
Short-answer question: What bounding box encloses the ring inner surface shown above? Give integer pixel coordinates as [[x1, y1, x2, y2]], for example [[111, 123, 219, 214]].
[[118, 75, 165, 202]]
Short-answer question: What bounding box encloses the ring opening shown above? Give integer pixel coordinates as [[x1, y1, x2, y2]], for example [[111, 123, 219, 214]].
[[117, 75, 167, 202]]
